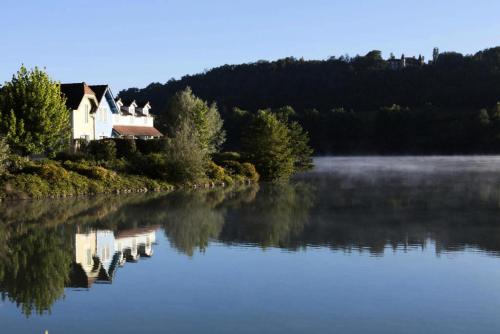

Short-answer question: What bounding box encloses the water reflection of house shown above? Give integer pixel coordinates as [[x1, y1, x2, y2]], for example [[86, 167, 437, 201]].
[[69, 226, 158, 288]]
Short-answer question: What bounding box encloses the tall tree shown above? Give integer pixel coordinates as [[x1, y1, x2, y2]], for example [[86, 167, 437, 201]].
[[0, 137, 8, 175], [242, 110, 294, 181], [0, 66, 71, 155], [163, 87, 225, 156], [164, 118, 207, 183]]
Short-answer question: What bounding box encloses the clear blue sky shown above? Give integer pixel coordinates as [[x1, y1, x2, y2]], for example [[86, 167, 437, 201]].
[[1, 0, 499, 93]]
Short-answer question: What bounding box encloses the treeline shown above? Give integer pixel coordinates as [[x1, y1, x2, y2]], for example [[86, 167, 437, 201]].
[[120, 46, 500, 154], [0, 67, 313, 199]]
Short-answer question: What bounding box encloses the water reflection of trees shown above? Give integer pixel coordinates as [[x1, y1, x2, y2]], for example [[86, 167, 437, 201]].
[[0, 226, 71, 316], [220, 183, 316, 248], [3, 170, 500, 316]]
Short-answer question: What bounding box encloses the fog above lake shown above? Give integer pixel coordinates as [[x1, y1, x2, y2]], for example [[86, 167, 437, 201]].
[[311, 156, 500, 174]]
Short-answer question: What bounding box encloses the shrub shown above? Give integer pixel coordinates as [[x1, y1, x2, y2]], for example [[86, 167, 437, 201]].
[[136, 138, 168, 155], [54, 150, 88, 162], [63, 161, 117, 181], [216, 160, 259, 183], [212, 151, 241, 164], [240, 162, 260, 182], [84, 140, 116, 161], [136, 153, 169, 180], [113, 139, 137, 159], [6, 154, 30, 173], [206, 161, 226, 181], [219, 160, 243, 175]]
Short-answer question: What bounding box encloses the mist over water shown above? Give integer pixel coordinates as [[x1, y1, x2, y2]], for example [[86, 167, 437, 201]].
[[2, 156, 500, 333]]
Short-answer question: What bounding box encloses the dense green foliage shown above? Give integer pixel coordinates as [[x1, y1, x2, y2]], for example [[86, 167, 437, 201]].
[[161, 87, 225, 155], [242, 110, 295, 181], [0, 66, 71, 155], [0, 137, 9, 175], [119, 46, 500, 154], [162, 119, 207, 183]]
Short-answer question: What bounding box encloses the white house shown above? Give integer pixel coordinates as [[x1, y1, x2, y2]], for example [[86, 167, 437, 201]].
[[60, 83, 163, 144], [69, 226, 158, 288], [113, 98, 162, 139], [89, 85, 120, 139], [60, 82, 99, 143]]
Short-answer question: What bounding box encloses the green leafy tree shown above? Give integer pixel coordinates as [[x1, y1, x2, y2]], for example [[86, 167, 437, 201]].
[[163, 87, 225, 155], [288, 121, 314, 171], [0, 65, 71, 155], [0, 137, 9, 174], [271, 106, 313, 171], [242, 110, 294, 181], [164, 119, 206, 183]]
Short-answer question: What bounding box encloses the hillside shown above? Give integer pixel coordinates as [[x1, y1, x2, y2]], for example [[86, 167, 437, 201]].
[[119, 47, 500, 154]]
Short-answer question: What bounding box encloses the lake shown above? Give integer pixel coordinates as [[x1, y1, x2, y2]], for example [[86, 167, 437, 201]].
[[2, 156, 500, 333]]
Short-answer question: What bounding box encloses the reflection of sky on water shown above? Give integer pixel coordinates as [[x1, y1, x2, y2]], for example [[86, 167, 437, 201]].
[[3, 156, 500, 333]]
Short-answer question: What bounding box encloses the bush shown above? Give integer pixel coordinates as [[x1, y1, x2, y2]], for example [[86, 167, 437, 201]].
[[216, 160, 259, 183], [63, 161, 117, 181], [84, 140, 116, 161], [113, 139, 137, 159], [6, 154, 30, 173], [135, 153, 169, 180], [54, 150, 89, 162], [212, 151, 241, 164], [240, 162, 260, 182], [206, 161, 226, 181], [136, 138, 168, 155]]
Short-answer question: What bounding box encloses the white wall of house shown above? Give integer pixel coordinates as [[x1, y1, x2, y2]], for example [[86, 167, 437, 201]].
[[113, 114, 154, 127], [95, 90, 117, 139], [72, 96, 96, 140]]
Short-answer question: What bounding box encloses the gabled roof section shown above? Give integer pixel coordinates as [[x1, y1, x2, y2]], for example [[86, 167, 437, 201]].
[[136, 100, 151, 108], [119, 98, 137, 107], [89, 85, 108, 103], [60, 82, 96, 110]]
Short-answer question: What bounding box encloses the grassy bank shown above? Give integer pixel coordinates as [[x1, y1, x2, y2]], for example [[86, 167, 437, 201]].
[[0, 158, 257, 201]]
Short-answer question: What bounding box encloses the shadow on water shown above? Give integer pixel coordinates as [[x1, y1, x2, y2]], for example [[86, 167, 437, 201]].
[[2, 156, 500, 316]]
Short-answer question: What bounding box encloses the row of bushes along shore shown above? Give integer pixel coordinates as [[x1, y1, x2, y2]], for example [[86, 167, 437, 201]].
[[0, 140, 259, 200]]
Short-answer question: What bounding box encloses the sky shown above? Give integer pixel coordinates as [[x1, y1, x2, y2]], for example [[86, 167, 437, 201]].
[[1, 0, 500, 93]]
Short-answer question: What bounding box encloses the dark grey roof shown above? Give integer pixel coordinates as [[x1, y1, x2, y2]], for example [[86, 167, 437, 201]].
[[60, 83, 96, 110], [89, 85, 108, 103]]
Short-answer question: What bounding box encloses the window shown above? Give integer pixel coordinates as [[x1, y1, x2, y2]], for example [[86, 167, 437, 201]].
[[85, 105, 89, 124], [87, 249, 92, 266]]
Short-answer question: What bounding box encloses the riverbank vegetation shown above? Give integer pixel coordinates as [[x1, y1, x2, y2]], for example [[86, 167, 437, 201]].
[[120, 46, 500, 154], [0, 66, 313, 200]]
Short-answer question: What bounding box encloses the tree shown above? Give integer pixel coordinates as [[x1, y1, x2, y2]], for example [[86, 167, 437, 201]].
[[0, 137, 9, 175], [242, 110, 294, 181], [164, 118, 206, 183], [288, 121, 314, 171], [270, 106, 313, 171], [163, 87, 225, 156], [0, 66, 71, 156]]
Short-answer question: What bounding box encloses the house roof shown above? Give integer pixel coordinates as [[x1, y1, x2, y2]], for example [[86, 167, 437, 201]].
[[89, 85, 108, 103], [116, 226, 160, 239], [117, 98, 136, 107], [60, 82, 96, 110], [113, 126, 163, 137], [136, 100, 151, 108]]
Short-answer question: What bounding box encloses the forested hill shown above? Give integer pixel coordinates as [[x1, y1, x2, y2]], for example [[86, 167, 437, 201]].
[[119, 47, 500, 154]]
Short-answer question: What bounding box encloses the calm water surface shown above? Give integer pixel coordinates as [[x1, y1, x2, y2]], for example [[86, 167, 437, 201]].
[[2, 156, 500, 333]]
